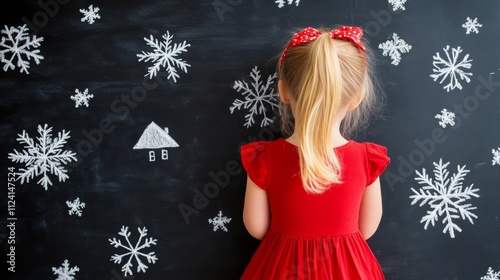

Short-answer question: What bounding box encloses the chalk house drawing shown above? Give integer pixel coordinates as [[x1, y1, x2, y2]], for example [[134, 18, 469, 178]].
[[52, 259, 79, 280], [80, 5, 101, 24], [109, 226, 158, 277], [70, 88, 94, 108], [208, 210, 232, 232], [430, 45, 473, 92], [230, 66, 278, 128], [0, 24, 44, 74], [133, 121, 179, 162], [462, 17, 482, 34], [379, 33, 412, 66], [435, 108, 455, 128], [492, 147, 500, 166], [137, 31, 190, 82], [482, 267, 500, 280], [275, 0, 300, 8], [410, 158, 480, 238], [67, 197, 86, 217], [388, 0, 407, 11], [8, 124, 77, 190]]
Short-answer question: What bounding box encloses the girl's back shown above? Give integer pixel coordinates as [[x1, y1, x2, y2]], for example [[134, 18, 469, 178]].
[[240, 138, 389, 279]]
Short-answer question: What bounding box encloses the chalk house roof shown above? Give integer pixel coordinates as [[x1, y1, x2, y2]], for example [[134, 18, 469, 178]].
[[133, 121, 179, 149]]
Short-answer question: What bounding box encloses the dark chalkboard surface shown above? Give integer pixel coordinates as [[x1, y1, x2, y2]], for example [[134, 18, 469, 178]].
[[1, 0, 500, 279]]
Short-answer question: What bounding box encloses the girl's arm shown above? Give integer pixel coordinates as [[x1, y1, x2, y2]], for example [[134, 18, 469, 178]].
[[243, 176, 271, 240], [358, 177, 383, 240]]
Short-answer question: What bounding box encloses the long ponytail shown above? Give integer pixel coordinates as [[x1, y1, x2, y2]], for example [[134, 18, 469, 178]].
[[295, 33, 343, 193]]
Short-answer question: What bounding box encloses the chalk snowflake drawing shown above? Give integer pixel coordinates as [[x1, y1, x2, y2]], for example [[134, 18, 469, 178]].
[[66, 197, 86, 217], [275, 0, 300, 8], [410, 159, 480, 238], [462, 17, 482, 34], [208, 210, 232, 232], [52, 259, 79, 280], [133, 121, 179, 162], [109, 226, 158, 277], [80, 5, 101, 24], [137, 31, 190, 82], [492, 147, 500, 166], [230, 66, 278, 128], [388, 0, 407, 11], [435, 108, 455, 128], [430, 45, 473, 92], [0, 24, 44, 74], [8, 124, 77, 190], [482, 267, 500, 280], [379, 33, 412, 66], [70, 88, 94, 108]]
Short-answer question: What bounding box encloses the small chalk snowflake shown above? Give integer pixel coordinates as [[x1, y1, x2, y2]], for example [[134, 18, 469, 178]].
[[482, 267, 500, 280], [52, 259, 79, 280], [462, 17, 482, 34], [379, 33, 412, 65], [388, 0, 407, 11], [208, 211, 232, 232], [0, 24, 44, 74], [230, 66, 278, 128], [275, 0, 300, 8], [8, 124, 77, 190], [66, 197, 86, 217], [492, 147, 500, 166], [80, 5, 101, 24], [410, 159, 480, 238], [435, 108, 455, 128], [430, 45, 473, 92], [137, 31, 190, 82], [70, 88, 94, 108], [109, 226, 158, 277]]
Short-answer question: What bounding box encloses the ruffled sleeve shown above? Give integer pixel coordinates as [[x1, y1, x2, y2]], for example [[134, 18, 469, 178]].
[[364, 142, 390, 186], [240, 141, 268, 190]]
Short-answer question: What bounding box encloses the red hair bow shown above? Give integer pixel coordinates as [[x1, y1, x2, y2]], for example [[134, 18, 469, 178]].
[[279, 26, 366, 68]]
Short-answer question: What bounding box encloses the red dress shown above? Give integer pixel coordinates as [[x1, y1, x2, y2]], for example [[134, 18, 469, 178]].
[[240, 138, 390, 280]]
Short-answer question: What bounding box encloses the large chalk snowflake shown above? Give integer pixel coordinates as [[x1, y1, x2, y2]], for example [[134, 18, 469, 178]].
[[0, 24, 44, 74], [410, 159, 480, 238], [137, 31, 191, 82], [462, 17, 482, 34], [230, 66, 278, 128], [388, 0, 407, 11], [70, 88, 94, 108], [52, 259, 79, 280], [379, 33, 412, 66], [208, 210, 232, 232], [8, 124, 77, 190], [435, 108, 455, 128], [482, 267, 500, 280], [430, 45, 473, 92], [492, 147, 500, 166], [275, 0, 300, 8], [80, 5, 101, 24], [109, 226, 158, 277], [67, 197, 86, 217]]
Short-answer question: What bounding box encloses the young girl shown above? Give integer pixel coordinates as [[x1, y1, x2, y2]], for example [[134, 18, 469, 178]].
[[240, 26, 390, 279]]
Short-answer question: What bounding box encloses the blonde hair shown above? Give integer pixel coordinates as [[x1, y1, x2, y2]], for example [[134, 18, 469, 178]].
[[278, 27, 380, 194]]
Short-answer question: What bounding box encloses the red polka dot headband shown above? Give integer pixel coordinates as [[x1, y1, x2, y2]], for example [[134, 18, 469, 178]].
[[279, 26, 366, 68]]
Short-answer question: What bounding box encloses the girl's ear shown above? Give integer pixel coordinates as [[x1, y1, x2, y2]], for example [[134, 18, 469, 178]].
[[348, 89, 365, 110], [278, 80, 291, 104]]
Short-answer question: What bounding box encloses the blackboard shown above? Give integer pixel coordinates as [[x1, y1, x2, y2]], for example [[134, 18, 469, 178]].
[[1, 0, 499, 279]]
